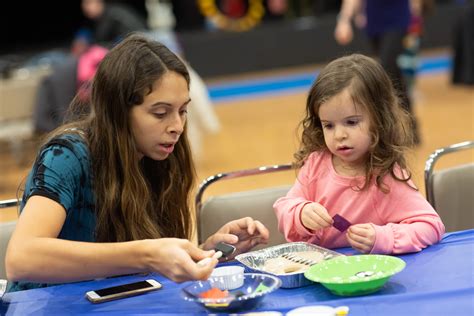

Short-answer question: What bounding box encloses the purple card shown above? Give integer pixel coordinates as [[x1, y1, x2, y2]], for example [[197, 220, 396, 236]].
[[332, 214, 351, 232]]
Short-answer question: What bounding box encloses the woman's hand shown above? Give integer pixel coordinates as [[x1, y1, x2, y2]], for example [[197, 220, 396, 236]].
[[144, 238, 218, 283], [202, 217, 270, 259], [346, 223, 376, 253], [300, 202, 333, 231]]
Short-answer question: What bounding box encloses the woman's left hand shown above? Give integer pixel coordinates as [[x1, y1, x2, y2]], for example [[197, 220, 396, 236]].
[[346, 223, 376, 253], [202, 217, 270, 259]]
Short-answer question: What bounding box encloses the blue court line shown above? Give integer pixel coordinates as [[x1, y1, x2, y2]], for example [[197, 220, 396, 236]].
[[208, 55, 452, 102]]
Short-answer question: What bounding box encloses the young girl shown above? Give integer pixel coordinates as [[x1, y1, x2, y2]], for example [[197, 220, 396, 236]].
[[6, 34, 268, 292], [274, 54, 444, 254]]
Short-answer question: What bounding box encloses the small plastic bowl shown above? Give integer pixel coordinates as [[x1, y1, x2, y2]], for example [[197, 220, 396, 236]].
[[210, 266, 245, 290], [181, 273, 282, 313], [304, 254, 406, 296]]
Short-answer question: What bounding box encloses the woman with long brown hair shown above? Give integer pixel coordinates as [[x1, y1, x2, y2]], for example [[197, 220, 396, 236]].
[[5, 34, 268, 292]]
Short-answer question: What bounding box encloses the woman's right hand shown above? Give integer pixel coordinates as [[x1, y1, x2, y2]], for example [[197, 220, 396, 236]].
[[143, 238, 218, 283], [300, 202, 333, 231]]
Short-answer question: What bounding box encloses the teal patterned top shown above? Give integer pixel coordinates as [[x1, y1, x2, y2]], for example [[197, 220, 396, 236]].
[[7, 133, 95, 292]]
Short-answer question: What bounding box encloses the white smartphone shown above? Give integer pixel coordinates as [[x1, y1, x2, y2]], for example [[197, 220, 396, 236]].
[[85, 279, 162, 303]]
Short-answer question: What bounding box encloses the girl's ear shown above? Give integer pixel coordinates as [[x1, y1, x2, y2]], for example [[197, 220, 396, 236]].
[[370, 132, 379, 148]]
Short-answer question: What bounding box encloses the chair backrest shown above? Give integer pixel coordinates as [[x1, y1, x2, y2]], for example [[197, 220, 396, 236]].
[[0, 67, 50, 122], [0, 199, 20, 280], [0, 221, 17, 280], [196, 164, 293, 249], [425, 141, 474, 232]]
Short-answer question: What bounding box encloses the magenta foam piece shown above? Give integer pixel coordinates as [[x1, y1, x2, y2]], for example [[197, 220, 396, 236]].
[[332, 214, 351, 232]]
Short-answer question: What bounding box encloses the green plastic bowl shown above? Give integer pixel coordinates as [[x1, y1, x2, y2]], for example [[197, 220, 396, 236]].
[[304, 254, 406, 296]]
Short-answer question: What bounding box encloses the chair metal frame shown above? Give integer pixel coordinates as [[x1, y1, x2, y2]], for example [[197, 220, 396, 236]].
[[0, 199, 20, 281], [424, 140, 474, 208], [0, 199, 21, 209], [195, 163, 293, 244]]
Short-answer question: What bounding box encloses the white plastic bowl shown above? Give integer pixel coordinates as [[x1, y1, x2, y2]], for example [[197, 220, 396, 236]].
[[210, 266, 245, 290]]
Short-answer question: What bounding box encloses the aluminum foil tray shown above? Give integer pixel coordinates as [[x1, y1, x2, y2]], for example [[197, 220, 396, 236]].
[[235, 242, 343, 288]]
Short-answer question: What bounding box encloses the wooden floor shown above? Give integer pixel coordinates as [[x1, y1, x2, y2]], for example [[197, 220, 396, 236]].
[[1, 58, 473, 223]]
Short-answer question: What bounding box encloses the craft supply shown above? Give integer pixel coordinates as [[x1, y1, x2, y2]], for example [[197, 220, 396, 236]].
[[197, 242, 235, 266], [332, 214, 352, 232], [197, 250, 223, 266], [210, 266, 245, 290], [262, 250, 327, 275], [254, 282, 270, 294], [236, 242, 342, 288], [199, 287, 229, 299], [281, 252, 324, 266], [215, 242, 236, 258]]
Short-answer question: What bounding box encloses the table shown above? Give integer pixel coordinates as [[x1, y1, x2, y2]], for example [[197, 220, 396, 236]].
[[2, 229, 473, 315]]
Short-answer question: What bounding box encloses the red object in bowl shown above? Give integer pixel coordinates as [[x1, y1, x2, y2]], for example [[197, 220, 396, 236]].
[[199, 287, 229, 299]]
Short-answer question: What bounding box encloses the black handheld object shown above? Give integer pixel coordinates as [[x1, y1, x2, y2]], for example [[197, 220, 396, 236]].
[[196, 242, 237, 266], [215, 242, 236, 258]]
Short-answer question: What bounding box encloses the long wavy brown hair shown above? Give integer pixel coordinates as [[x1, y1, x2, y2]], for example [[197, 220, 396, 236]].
[[295, 54, 414, 193], [45, 34, 195, 242]]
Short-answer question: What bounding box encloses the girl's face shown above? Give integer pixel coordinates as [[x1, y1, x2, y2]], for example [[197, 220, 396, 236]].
[[318, 88, 372, 175], [130, 71, 190, 161]]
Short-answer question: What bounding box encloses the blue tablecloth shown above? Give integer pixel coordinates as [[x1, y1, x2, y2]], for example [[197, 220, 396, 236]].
[[2, 230, 474, 315]]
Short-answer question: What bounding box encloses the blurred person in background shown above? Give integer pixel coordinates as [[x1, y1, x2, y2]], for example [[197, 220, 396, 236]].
[[72, 0, 147, 55], [451, 1, 474, 85], [32, 45, 108, 136], [397, 0, 435, 102], [265, 0, 287, 21], [334, 0, 421, 144], [145, 0, 220, 159], [171, 0, 205, 31]]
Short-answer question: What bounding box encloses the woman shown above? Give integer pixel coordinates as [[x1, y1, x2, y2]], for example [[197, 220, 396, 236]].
[[6, 34, 269, 292]]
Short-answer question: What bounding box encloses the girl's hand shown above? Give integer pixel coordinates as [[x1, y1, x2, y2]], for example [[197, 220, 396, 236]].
[[346, 223, 376, 253], [202, 217, 270, 259], [300, 202, 333, 231], [144, 238, 218, 282]]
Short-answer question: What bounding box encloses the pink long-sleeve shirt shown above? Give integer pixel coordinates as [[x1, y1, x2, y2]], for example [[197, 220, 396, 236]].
[[273, 151, 445, 254]]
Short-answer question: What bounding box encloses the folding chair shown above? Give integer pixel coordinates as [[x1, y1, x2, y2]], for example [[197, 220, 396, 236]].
[[424, 140, 474, 232], [0, 67, 50, 162], [0, 198, 20, 280], [195, 164, 293, 249]]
